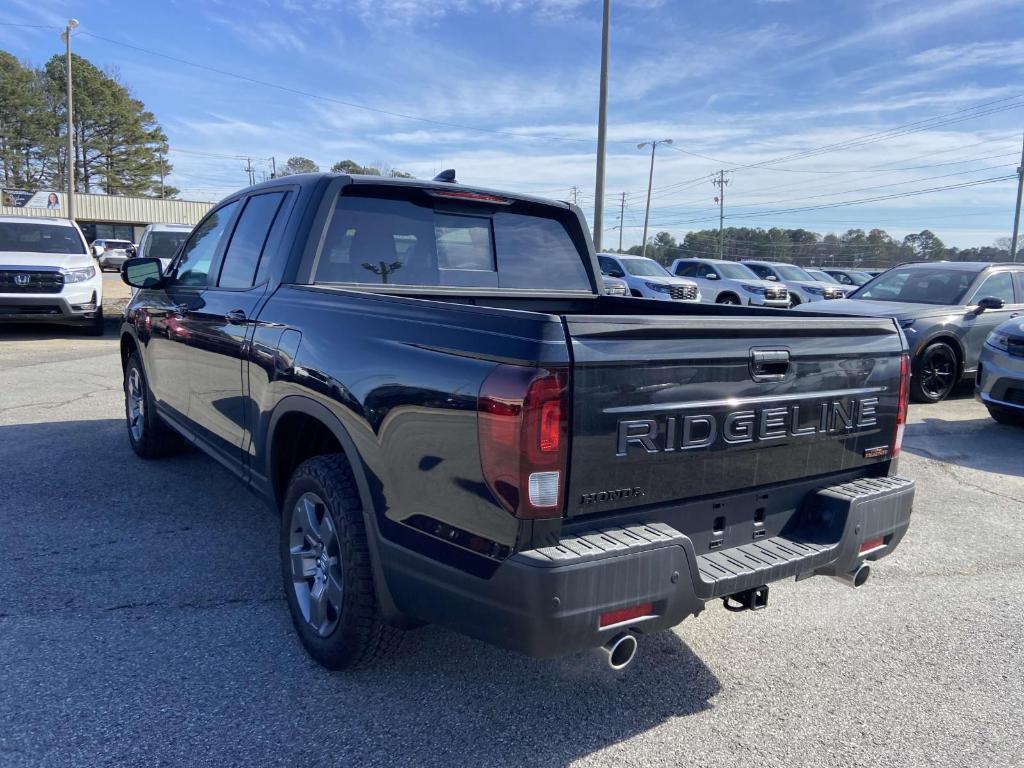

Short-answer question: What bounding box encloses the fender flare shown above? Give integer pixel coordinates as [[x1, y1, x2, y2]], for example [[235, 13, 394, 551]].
[[265, 395, 405, 623]]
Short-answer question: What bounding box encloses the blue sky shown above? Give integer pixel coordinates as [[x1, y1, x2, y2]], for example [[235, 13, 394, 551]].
[[2, 0, 1022, 248]]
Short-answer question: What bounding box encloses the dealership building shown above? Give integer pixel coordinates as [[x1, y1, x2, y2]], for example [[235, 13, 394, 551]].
[[0, 190, 213, 243]]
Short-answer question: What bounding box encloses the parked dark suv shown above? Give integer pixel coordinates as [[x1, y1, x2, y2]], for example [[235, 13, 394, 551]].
[[800, 262, 1024, 402]]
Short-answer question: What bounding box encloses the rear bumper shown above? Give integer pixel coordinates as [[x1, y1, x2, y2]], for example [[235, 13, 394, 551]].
[[384, 476, 914, 658]]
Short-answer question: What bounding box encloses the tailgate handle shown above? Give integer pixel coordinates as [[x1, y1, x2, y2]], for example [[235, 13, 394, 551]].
[[750, 349, 790, 381]]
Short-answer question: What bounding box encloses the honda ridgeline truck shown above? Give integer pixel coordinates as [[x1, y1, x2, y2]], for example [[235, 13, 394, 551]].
[[119, 172, 914, 670]]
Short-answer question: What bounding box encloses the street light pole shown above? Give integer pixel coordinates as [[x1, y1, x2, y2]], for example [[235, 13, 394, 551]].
[[1011, 131, 1023, 262], [637, 138, 671, 259], [592, 0, 611, 252], [63, 19, 79, 221]]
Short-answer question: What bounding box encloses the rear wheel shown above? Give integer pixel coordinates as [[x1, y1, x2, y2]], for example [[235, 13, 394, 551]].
[[124, 351, 182, 458], [281, 454, 403, 669], [716, 293, 740, 305], [987, 404, 1024, 426], [911, 342, 958, 403]]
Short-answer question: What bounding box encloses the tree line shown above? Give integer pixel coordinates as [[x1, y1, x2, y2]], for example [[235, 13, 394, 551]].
[[0, 50, 173, 198], [624, 228, 1019, 268], [278, 156, 413, 178]]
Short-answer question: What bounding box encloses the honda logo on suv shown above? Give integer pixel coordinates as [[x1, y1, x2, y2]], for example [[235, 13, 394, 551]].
[[13, 274, 31, 286]]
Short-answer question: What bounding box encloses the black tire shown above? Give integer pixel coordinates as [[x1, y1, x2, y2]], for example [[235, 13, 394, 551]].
[[83, 308, 105, 336], [123, 351, 182, 458], [789, 295, 802, 307], [716, 293, 741, 305], [987, 404, 1024, 426], [911, 341, 958, 403], [281, 454, 403, 670]]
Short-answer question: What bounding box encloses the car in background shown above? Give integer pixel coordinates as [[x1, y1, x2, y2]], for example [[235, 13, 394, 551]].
[[823, 267, 874, 288], [597, 253, 700, 302], [741, 260, 845, 306], [798, 261, 1024, 403], [670, 257, 788, 307], [601, 272, 629, 296], [0, 215, 104, 334], [976, 317, 1024, 425], [91, 238, 136, 272], [136, 223, 192, 272], [805, 268, 853, 296]]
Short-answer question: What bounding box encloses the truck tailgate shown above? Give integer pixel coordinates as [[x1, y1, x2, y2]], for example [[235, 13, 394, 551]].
[[564, 314, 904, 517]]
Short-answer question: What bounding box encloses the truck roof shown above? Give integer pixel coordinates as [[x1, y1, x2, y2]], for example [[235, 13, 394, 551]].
[[234, 172, 575, 210], [0, 215, 77, 226]]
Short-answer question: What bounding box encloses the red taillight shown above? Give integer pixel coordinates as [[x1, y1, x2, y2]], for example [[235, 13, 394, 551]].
[[479, 365, 568, 519], [893, 353, 910, 457], [599, 603, 653, 628]]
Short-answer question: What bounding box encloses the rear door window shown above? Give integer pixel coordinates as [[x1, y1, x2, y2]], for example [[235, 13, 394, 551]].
[[313, 191, 590, 292], [218, 192, 285, 289]]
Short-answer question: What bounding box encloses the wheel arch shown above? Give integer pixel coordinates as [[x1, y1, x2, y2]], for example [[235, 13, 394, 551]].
[[265, 395, 404, 622], [715, 291, 741, 304], [119, 329, 139, 371]]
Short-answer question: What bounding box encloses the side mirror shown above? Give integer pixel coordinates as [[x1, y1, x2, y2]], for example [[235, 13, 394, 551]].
[[608, 269, 625, 278], [122, 257, 165, 289], [974, 296, 1005, 313], [127, 244, 137, 257], [766, 275, 778, 281], [706, 273, 719, 280]]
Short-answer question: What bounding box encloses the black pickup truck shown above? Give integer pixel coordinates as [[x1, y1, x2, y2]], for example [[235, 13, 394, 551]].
[[119, 172, 914, 670]]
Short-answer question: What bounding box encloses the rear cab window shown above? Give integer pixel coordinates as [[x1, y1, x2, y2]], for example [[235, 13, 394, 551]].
[[312, 186, 592, 293]]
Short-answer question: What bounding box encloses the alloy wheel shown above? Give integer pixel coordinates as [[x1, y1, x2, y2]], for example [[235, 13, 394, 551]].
[[288, 492, 344, 637], [126, 367, 145, 442], [920, 346, 956, 400]]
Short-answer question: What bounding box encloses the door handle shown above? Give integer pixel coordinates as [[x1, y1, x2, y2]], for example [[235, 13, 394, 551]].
[[750, 348, 790, 381], [225, 309, 248, 325], [173, 303, 189, 314]]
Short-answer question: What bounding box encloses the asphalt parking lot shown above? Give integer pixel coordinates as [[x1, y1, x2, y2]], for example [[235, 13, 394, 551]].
[[1, 327, 1022, 768]]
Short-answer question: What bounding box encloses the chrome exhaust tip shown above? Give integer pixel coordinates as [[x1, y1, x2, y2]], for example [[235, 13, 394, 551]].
[[832, 562, 871, 589], [599, 632, 638, 671]]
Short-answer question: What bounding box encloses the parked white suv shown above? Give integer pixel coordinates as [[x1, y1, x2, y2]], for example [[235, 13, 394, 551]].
[[136, 223, 192, 273], [0, 216, 104, 334], [597, 253, 700, 302], [670, 257, 789, 307], [741, 260, 845, 306], [91, 238, 136, 272]]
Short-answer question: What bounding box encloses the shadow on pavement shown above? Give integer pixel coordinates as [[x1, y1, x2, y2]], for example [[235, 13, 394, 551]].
[[1, 417, 721, 767], [902, 415, 1024, 478]]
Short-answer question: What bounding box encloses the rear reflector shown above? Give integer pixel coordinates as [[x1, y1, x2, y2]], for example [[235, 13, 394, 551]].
[[600, 603, 653, 628], [527, 471, 560, 507], [859, 536, 885, 554]]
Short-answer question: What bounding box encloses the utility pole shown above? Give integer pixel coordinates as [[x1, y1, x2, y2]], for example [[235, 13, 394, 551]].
[[244, 158, 255, 186], [1011, 131, 1024, 262], [712, 170, 730, 259], [62, 19, 79, 221], [271, 156, 277, 179], [618, 191, 626, 252], [158, 153, 166, 199], [592, 0, 611, 252], [637, 139, 672, 259], [570, 185, 579, 206]]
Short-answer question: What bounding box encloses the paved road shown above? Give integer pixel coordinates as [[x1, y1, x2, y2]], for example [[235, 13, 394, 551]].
[[1, 329, 1022, 768]]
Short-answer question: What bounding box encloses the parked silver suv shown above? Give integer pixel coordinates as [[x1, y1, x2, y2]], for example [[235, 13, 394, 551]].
[[670, 257, 788, 307], [976, 316, 1024, 425], [741, 260, 845, 306]]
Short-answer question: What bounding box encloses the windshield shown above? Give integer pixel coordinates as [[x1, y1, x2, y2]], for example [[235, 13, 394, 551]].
[[852, 267, 978, 305], [846, 271, 872, 285], [775, 264, 816, 281], [0, 222, 85, 254], [143, 231, 190, 261], [621, 258, 671, 277], [808, 269, 838, 283], [716, 262, 759, 280]]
